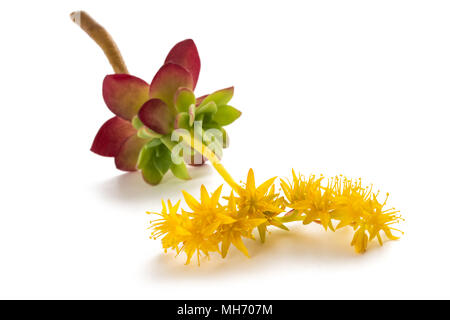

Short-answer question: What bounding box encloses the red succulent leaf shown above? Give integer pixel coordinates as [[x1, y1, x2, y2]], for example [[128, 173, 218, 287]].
[[195, 94, 207, 106], [115, 134, 148, 172], [91, 116, 136, 157], [149, 63, 194, 108], [103, 74, 150, 121], [164, 39, 201, 89], [138, 99, 174, 135]]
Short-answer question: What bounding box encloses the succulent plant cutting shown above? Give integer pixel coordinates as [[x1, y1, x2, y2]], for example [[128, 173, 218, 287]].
[[71, 11, 241, 185], [71, 11, 403, 265]]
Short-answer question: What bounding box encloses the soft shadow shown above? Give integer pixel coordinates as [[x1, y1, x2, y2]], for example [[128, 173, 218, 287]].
[[146, 224, 386, 281], [95, 165, 215, 204]]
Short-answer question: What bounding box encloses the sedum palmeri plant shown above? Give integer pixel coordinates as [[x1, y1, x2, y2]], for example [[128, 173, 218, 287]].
[[71, 11, 241, 185], [71, 11, 403, 265]]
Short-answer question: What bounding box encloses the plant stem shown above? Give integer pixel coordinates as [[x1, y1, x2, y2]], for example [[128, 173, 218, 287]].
[[178, 132, 242, 193], [70, 11, 128, 74]]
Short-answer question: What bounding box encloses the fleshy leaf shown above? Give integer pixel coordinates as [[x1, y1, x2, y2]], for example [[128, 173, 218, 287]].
[[142, 164, 163, 185], [146, 139, 162, 148], [196, 101, 217, 116], [91, 116, 136, 157], [114, 134, 148, 171], [170, 162, 191, 180], [195, 95, 207, 106], [164, 39, 201, 89], [138, 99, 174, 135], [149, 63, 194, 108], [212, 105, 242, 126], [174, 112, 190, 129], [103, 74, 150, 120], [188, 104, 196, 126], [131, 116, 144, 130], [221, 128, 229, 148], [203, 125, 228, 149], [137, 144, 153, 169], [137, 127, 162, 139], [198, 87, 234, 107], [153, 145, 172, 175], [138, 145, 163, 185], [174, 87, 196, 113]]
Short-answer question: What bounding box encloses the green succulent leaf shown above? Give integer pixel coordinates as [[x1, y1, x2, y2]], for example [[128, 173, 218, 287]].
[[153, 145, 172, 175], [142, 164, 163, 185], [131, 116, 144, 130], [196, 113, 204, 123], [170, 162, 191, 180], [205, 127, 228, 149], [146, 138, 162, 148], [203, 120, 221, 130], [188, 104, 196, 126], [212, 105, 242, 126], [137, 126, 162, 139], [221, 128, 229, 148], [174, 87, 196, 113], [196, 101, 217, 117], [137, 144, 154, 170], [138, 144, 166, 185], [199, 87, 234, 107], [174, 112, 190, 129]]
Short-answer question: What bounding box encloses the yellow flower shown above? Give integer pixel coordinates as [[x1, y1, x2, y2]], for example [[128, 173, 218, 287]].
[[179, 218, 221, 265], [280, 171, 335, 230], [218, 193, 266, 258], [182, 185, 235, 235], [333, 177, 403, 253], [351, 226, 368, 254], [281, 171, 403, 253], [234, 169, 286, 241], [351, 193, 403, 253], [179, 185, 236, 264], [148, 199, 189, 254], [235, 169, 282, 217]]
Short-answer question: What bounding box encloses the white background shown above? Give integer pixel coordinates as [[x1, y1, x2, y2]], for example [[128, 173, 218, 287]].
[[0, 0, 449, 299]]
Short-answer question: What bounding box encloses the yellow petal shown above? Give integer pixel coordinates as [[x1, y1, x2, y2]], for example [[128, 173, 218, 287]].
[[248, 218, 267, 228], [270, 218, 290, 231], [171, 200, 181, 214], [231, 233, 249, 257], [291, 169, 299, 185], [246, 168, 256, 192], [182, 190, 201, 211], [218, 214, 236, 224], [221, 236, 231, 258], [257, 224, 266, 243], [200, 185, 210, 204], [227, 192, 236, 210], [256, 176, 277, 194], [161, 200, 167, 215], [211, 185, 223, 206]]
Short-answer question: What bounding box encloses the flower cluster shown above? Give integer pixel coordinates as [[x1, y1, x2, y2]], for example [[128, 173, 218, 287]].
[[149, 169, 403, 264], [149, 169, 285, 264], [280, 171, 403, 253]]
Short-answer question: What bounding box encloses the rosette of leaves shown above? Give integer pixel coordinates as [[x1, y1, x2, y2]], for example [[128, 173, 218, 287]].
[[90, 39, 242, 185]]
